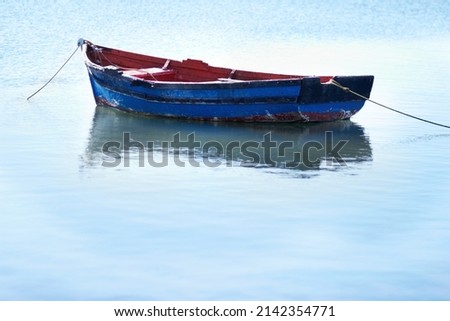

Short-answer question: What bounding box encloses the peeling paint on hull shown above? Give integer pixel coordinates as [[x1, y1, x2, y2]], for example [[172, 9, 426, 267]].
[[94, 95, 361, 123]]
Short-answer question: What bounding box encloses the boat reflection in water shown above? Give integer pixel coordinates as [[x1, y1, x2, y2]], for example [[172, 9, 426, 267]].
[[82, 106, 372, 176]]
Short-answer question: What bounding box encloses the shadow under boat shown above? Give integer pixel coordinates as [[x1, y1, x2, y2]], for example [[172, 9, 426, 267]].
[[82, 106, 372, 174]]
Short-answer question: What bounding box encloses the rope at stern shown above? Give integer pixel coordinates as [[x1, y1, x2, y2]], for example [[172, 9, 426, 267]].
[[330, 79, 450, 129]]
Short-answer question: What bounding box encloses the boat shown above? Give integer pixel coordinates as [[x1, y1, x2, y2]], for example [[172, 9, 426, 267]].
[[79, 39, 374, 122]]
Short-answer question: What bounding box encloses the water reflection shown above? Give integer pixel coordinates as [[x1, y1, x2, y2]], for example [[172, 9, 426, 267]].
[[82, 106, 372, 175]]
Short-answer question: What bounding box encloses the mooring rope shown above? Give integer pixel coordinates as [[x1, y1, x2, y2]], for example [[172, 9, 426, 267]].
[[27, 44, 80, 100], [330, 79, 450, 129]]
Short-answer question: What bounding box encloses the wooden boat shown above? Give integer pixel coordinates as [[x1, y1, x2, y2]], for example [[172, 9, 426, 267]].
[[79, 39, 374, 122]]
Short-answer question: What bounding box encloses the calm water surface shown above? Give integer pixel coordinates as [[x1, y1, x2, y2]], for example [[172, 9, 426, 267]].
[[1, 0, 450, 300]]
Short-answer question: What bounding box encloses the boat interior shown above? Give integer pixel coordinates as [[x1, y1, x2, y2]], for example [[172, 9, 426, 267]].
[[85, 42, 333, 83]]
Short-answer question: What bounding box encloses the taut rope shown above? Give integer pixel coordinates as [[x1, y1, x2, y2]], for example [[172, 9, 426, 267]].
[[330, 79, 450, 129]]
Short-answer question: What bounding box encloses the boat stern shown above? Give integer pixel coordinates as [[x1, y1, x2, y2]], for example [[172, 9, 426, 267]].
[[296, 75, 374, 121]]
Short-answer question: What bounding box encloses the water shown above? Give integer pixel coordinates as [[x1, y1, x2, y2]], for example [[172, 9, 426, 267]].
[[1, 0, 450, 300]]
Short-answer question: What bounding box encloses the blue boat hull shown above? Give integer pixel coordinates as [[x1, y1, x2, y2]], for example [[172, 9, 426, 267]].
[[81, 40, 374, 122]]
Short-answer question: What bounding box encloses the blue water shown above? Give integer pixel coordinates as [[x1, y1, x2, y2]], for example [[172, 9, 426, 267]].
[[1, 0, 450, 300]]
